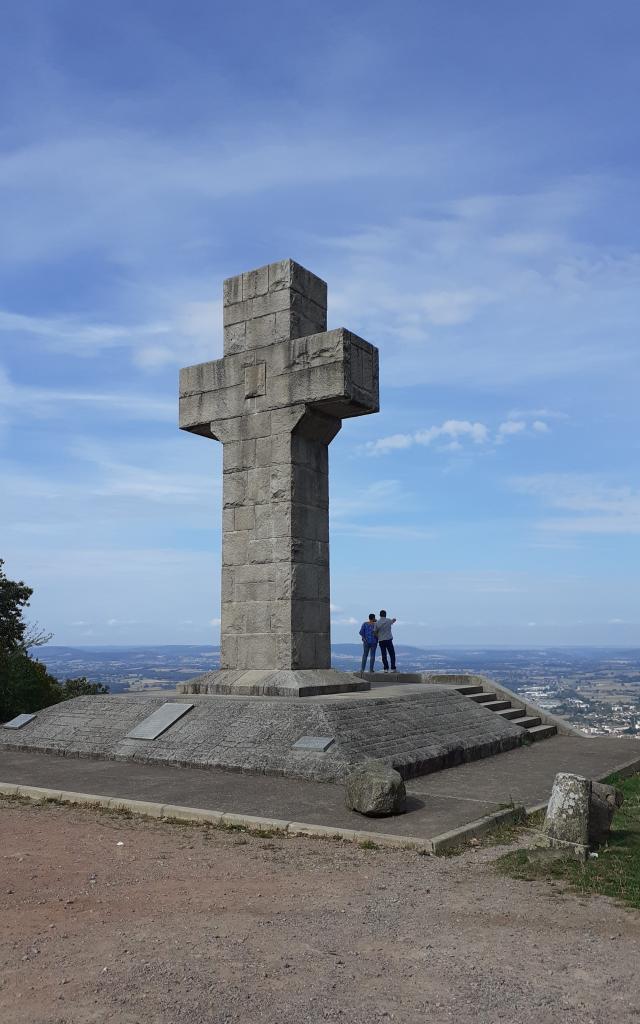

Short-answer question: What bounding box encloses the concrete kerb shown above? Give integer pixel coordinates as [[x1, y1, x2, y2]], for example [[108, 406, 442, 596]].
[[0, 781, 433, 852], [429, 805, 526, 854]]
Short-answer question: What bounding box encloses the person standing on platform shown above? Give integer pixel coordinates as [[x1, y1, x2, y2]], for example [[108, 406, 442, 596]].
[[375, 610, 397, 671], [359, 613, 378, 675]]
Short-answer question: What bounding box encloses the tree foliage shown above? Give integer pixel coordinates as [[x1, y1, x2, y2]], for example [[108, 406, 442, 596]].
[[0, 650, 62, 721], [0, 560, 108, 722], [0, 559, 33, 653], [58, 677, 109, 699]]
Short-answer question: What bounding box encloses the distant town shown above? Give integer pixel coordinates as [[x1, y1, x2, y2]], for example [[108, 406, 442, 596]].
[[36, 644, 640, 739]]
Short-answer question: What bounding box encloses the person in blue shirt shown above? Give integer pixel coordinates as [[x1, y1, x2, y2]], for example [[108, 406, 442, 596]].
[[359, 613, 378, 674]]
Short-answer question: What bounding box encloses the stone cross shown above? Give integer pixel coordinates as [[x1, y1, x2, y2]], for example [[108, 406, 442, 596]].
[[179, 259, 379, 672]]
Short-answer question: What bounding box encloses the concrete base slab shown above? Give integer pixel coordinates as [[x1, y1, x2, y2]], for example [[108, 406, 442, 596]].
[[1, 737, 638, 848], [0, 686, 523, 782], [177, 667, 369, 697]]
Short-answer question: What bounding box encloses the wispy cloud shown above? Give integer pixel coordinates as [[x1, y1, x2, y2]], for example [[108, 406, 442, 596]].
[[0, 297, 221, 370], [326, 184, 640, 387], [512, 474, 640, 534], [0, 365, 174, 426]]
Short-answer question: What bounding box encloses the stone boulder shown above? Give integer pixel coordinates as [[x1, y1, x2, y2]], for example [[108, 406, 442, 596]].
[[589, 781, 624, 846], [345, 761, 406, 817]]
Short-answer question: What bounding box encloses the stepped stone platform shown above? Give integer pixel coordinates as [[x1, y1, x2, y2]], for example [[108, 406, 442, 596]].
[[0, 683, 524, 783]]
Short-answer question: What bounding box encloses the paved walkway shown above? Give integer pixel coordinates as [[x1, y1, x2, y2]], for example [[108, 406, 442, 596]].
[[2, 735, 638, 841]]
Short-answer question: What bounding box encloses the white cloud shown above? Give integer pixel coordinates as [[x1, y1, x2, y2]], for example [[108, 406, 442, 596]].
[[497, 419, 526, 438], [366, 416, 553, 456]]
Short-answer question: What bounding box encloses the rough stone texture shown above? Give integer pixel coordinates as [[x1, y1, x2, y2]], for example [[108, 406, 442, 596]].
[[589, 780, 624, 846], [179, 259, 379, 676], [344, 761, 406, 816], [541, 772, 591, 856], [0, 686, 524, 783], [179, 668, 368, 697]]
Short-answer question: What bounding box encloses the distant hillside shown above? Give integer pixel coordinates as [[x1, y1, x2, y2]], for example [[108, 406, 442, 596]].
[[33, 643, 640, 695]]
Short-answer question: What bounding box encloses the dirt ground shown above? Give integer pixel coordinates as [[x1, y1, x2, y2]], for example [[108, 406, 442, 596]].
[[2, 799, 639, 1024]]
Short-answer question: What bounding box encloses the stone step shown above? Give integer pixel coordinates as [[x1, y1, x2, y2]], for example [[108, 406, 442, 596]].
[[469, 692, 497, 704], [483, 700, 511, 712], [514, 715, 542, 729], [525, 723, 558, 742], [453, 684, 484, 695], [497, 707, 527, 720]]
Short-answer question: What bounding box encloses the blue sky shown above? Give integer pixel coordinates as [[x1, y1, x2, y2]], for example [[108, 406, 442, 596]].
[[1, 0, 638, 646]]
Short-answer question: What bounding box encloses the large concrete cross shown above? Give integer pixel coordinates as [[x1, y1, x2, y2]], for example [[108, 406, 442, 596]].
[[179, 259, 379, 674]]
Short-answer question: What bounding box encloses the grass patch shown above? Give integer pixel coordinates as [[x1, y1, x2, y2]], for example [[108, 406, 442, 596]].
[[497, 773, 640, 910], [358, 839, 380, 851]]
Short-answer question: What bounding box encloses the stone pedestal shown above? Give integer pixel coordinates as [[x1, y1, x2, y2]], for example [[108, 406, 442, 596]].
[[178, 668, 369, 697]]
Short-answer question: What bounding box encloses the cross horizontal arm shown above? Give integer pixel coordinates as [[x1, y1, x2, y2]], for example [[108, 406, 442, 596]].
[[179, 328, 379, 438]]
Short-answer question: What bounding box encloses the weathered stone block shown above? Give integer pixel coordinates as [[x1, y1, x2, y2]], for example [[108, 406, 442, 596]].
[[271, 406, 306, 435], [241, 411, 272, 439], [290, 631, 316, 669], [222, 442, 243, 471], [542, 773, 591, 857], [222, 471, 246, 508], [179, 359, 227, 397], [234, 506, 256, 531], [270, 601, 292, 632], [345, 762, 406, 817], [234, 581, 274, 603], [242, 265, 269, 300], [223, 321, 247, 355], [270, 465, 292, 501], [244, 602, 272, 634], [248, 539, 274, 564], [589, 781, 624, 846], [255, 436, 273, 468], [221, 601, 246, 634], [221, 531, 249, 566], [244, 314, 276, 350], [223, 274, 243, 306], [244, 362, 266, 398], [246, 467, 270, 502], [235, 563, 275, 584], [236, 634, 277, 670]]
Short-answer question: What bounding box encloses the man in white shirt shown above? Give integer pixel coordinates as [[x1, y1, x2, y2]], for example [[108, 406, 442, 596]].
[[375, 610, 397, 672]]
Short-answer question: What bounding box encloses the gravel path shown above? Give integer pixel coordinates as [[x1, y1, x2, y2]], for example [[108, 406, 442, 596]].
[[2, 799, 639, 1024]]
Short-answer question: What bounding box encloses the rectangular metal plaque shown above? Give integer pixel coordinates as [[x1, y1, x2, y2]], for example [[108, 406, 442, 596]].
[[3, 713, 36, 730], [292, 735, 335, 753], [126, 703, 194, 740]]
